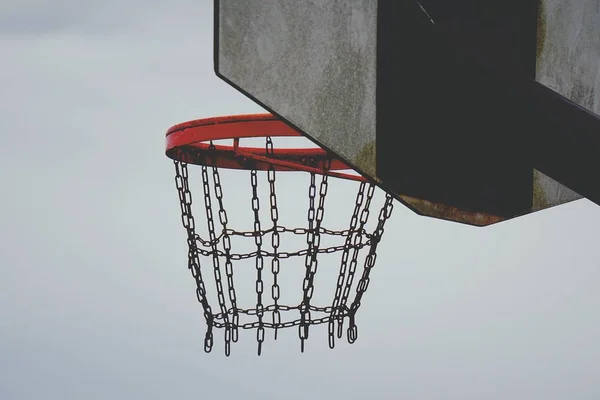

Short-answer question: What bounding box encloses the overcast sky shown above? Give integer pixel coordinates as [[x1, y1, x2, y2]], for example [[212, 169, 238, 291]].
[[2, 1, 600, 399]]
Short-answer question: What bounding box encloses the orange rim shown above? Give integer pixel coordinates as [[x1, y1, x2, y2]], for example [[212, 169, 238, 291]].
[[165, 114, 365, 181]]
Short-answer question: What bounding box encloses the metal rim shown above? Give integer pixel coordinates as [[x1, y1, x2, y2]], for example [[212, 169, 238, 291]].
[[165, 114, 364, 181]]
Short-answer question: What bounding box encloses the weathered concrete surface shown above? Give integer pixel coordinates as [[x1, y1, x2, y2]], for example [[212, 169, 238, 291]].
[[537, 0, 600, 115], [216, 0, 596, 225], [533, 0, 599, 209], [218, 0, 377, 176]]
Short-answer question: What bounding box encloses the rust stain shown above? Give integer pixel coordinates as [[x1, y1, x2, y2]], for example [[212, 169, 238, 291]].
[[398, 195, 506, 227], [532, 169, 550, 211], [354, 140, 376, 179]]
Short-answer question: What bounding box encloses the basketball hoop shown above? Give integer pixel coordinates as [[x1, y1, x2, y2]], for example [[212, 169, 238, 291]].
[[166, 114, 394, 356]]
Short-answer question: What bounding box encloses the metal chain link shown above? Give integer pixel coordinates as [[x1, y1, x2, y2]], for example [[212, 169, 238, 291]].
[[209, 145, 240, 349], [189, 240, 373, 260], [201, 160, 232, 355], [299, 158, 330, 352], [298, 172, 317, 351], [328, 180, 368, 349], [194, 226, 374, 244], [266, 137, 282, 340], [347, 193, 394, 343], [173, 148, 394, 356], [250, 169, 265, 355], [335, 183, 376, 339], [173, 160, 214, 353]]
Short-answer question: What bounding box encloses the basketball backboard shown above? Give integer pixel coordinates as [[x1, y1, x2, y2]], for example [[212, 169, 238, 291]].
[[215, 0, 600, 226]]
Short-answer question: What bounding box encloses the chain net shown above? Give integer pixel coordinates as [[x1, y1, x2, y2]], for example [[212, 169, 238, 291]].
[[173, 139, 394, 356]]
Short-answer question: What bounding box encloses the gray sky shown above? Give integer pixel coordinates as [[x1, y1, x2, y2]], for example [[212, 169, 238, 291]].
[[2, 1, 600, 399]]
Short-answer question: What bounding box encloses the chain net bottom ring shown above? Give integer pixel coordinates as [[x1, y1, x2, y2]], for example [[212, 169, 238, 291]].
[[173, 138, 394, 356]]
